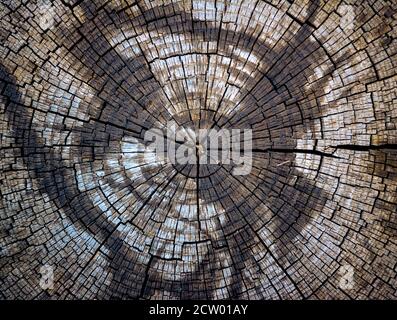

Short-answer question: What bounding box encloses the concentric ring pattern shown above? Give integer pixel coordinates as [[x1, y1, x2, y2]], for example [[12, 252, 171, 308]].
[[1, 0, 397, 299]]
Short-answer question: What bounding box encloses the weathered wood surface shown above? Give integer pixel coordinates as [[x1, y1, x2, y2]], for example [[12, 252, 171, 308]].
[[0, 0, 396, 299]]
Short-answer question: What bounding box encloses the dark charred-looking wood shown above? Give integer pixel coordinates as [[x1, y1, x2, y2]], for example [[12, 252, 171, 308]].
[[0, 0, 396, 300]]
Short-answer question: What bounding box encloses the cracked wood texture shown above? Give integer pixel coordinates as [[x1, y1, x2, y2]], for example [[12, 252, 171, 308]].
[[1, 0, 397, 300]]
